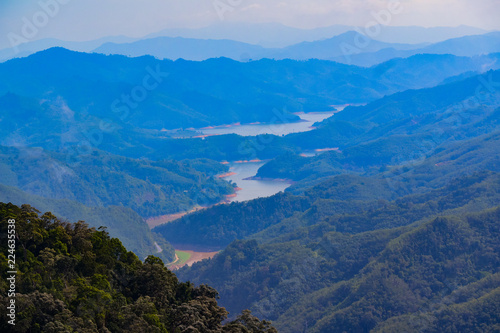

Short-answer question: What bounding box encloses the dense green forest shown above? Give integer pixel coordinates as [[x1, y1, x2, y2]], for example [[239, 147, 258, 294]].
[[0, 203, 277, 332], [0, 145, 233, 218], [176, 173, 500, 332], [0, 183, 175, 263], [1, 45, 499, 333]]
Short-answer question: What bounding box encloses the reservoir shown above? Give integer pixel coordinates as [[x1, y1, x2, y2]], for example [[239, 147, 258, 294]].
[[164, 110, 344, 203], [200, 111, 336, 137], [222, 162, 291, 202], [211, 110, 342, 202]]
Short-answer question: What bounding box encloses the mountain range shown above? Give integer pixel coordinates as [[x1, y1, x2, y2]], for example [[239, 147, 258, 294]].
[[1, 48, 499, 155], [94, 31, 500, 66], [0, 26, 499, 332], [1, 23, 496, 66]]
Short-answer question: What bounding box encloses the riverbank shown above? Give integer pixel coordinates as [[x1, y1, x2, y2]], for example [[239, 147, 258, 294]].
[[242, 176, 295, 184], [168, 249, 220, 270], [146, 206, 203, 229]]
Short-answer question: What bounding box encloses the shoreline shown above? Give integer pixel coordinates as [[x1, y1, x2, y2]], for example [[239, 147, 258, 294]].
[[242, 176, 295, 184], [160, 110, 338, 138], [168, 249, 220, 270]]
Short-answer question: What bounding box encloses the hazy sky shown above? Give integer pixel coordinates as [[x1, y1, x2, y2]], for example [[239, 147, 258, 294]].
[[1, 0, 499, 49]]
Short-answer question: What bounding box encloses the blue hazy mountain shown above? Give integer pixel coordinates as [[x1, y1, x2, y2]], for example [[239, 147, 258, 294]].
[[0, 35, 138, 63], [1, 48, 499, 150], [339, 31, 500, 66], [149, 22, 489, 47], [268, 31, 424, 61], [91, 31, 500, 67], [2, 25, 495, 65], [94, 36, 268, 61], [93, 31, 422, 62]]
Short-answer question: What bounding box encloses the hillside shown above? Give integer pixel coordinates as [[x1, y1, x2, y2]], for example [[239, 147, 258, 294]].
[[0, 145, 233, 218], [90, 31, 500, 67], [0, 183, 175, 263], [255, 69, 500, 186], [0, 203, 277, 332], [176, 173, 500, 332]]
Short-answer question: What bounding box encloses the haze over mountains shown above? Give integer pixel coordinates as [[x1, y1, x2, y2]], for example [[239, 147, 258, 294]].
[[94, 31, 500, 66], [146, 23, 490, 46], [1, 48, 499, 148], [1, 23, 496, 65], [1, 20, 499, 333]]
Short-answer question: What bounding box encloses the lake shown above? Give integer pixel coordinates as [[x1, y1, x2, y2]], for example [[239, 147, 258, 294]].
[[222, 162, 291, 202], [200, 111, 336, 136], [166, 110, 344, 202], [211, 111, 342, 202]]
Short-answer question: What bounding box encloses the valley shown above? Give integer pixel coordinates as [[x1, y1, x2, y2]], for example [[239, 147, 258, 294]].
[[0, 20, 499, 332]]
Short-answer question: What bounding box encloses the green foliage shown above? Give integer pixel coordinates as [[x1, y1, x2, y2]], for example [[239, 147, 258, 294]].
[[0, 203, 276, 332], [0, 183, 176, 263], [154, 192, 310, 248], [0, 145, 233, 218], [177, 172, 500, 332]]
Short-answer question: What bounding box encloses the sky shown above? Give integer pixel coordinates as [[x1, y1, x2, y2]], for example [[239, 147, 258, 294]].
[[0, 0, 499, 49]]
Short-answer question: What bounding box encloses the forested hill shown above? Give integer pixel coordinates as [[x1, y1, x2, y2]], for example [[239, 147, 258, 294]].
[[0, 145, 233, 218], [0, 145, 234, 263], [155, 129, 500, 248], [176, 173, 500, 332], [0, 183, 176, 263], [1, 48, 499, 151], [0, 203, 277, 332], [165, 119, 500, 331]]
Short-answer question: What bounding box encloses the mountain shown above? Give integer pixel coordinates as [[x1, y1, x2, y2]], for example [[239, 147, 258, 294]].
[[366, 24, 490, 44], [0, 36, 138, 63], [91, 31, 500, 67], [0, 183, 175, 263], [149, 23, 489, 47], [0, 203, 277, 332], [337, 31, 500, 66], [282, 68, 500, 152], [2, 25, 495, 66], [94, 36, 268, 62], [420, 31, 500, 56], [0, 145, 233, 218], [286, 31, 500, 66], [92, 32, 423, 63], [269, 31, 423, 61], [1, 48, 499, 161]]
